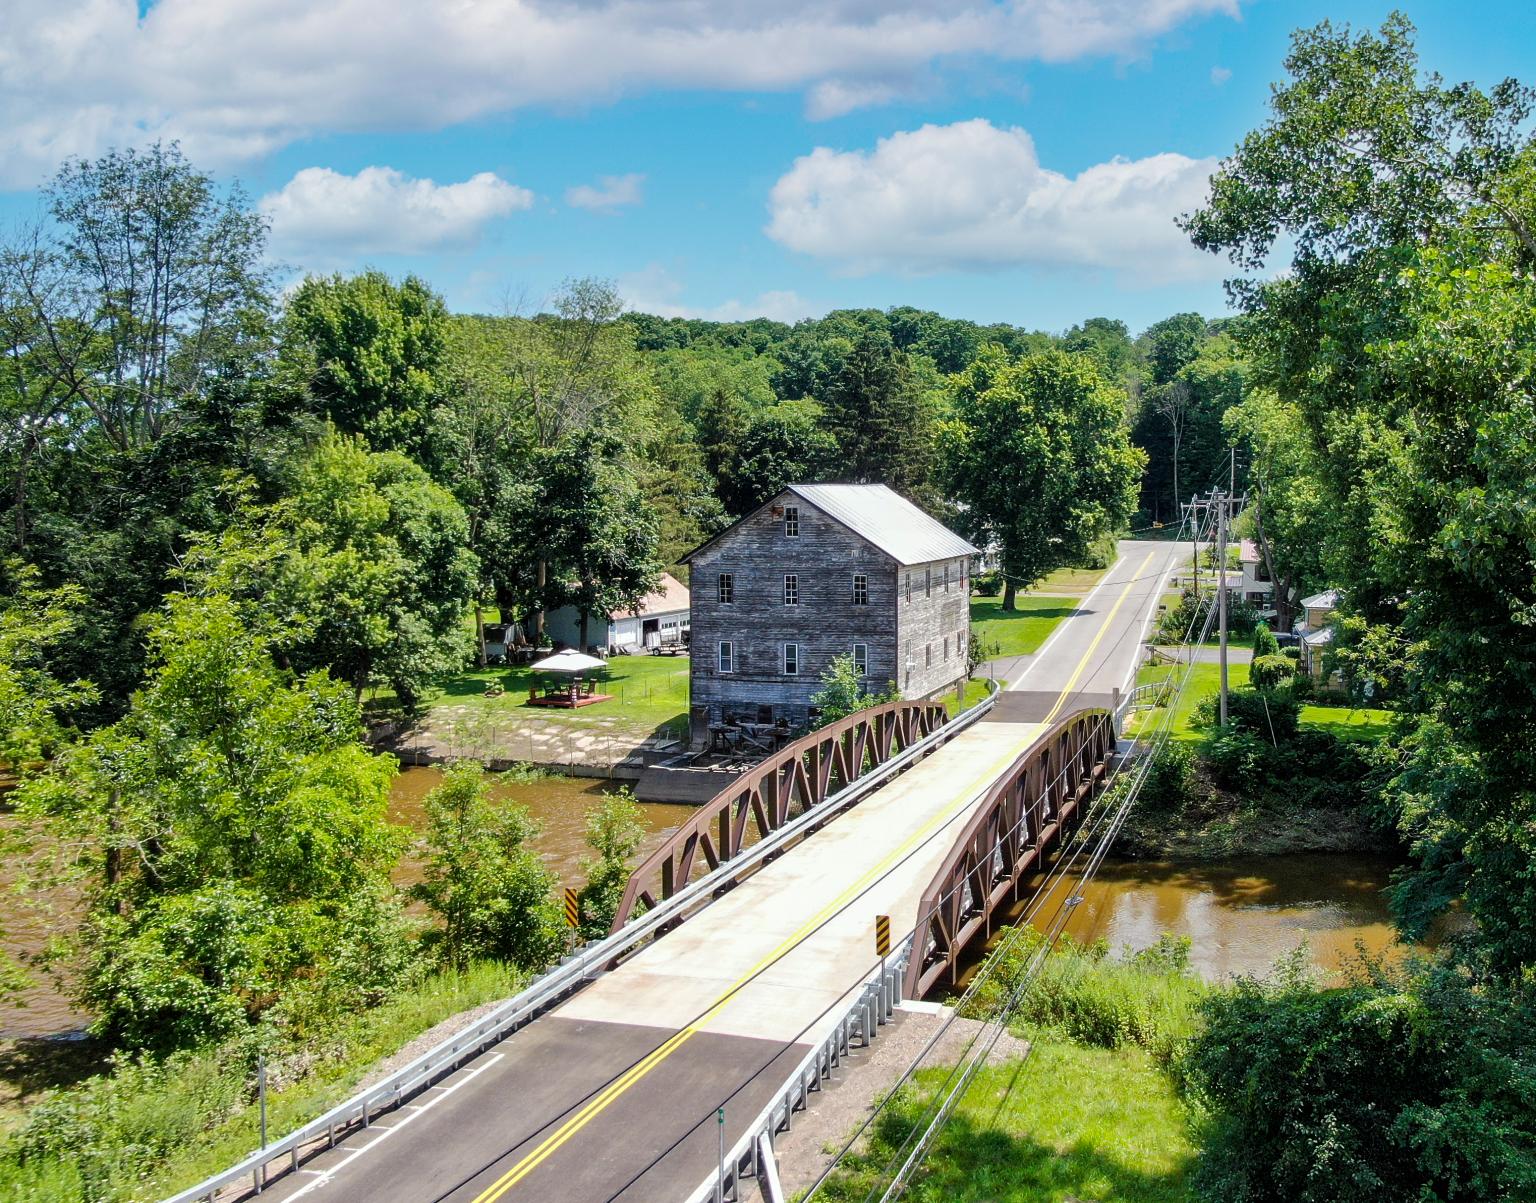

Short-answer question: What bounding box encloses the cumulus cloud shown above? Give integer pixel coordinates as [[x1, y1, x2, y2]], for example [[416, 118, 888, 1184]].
[[766, 118, 1221, 282], [260, 166, 533, 257], [0, 0, 1241, 187], [566, 173, 645, 212], [618, 264, 817, 323]]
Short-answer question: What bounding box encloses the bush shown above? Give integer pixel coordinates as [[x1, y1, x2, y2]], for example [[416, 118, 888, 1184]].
[[1181, 959, 1536, 1203], [973, 571, 1002, 597], [1192, 687, 1299, 742], [1154, 588, 1263, 644], [1141, 742, 1197, 813], [1252, 621, 1280, 657], [1249, 652, 1295, 691]]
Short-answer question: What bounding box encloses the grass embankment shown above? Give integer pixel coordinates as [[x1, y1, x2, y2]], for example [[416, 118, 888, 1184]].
[[971, 595, 1078, 659], [0, 962, 524, 1202], [818, 935, 1204, 1203], [1119, 662, 1397, 861]]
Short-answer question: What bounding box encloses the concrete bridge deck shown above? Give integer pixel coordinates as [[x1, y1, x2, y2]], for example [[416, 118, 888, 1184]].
[[254, 540, 1181, 1203]]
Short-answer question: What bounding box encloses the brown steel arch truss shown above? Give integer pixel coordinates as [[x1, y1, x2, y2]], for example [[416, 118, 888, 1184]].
[[904, 709, 1116, 999], [610, 699, 950, 933]]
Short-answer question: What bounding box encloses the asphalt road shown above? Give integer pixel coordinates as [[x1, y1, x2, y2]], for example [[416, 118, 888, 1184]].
[[250, 540, 1179, 1203]]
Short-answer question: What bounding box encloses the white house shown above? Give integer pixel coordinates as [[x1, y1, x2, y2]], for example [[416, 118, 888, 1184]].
[[544, 572, 692, 654]]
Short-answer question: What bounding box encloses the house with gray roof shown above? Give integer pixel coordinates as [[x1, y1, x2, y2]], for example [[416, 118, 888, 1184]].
[[682, 483, 978, 742]]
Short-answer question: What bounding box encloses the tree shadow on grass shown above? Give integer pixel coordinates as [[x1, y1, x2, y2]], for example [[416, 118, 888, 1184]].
[[819, 1104, 1191, 1203], [0, 1034, 112, 1111]]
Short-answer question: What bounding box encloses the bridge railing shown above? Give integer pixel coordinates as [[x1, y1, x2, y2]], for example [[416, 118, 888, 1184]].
[[163, 682, 997, 1203], [904, 709, 1117, 998], [682, 937, 915, 1203], [610, 695, 972, 931]]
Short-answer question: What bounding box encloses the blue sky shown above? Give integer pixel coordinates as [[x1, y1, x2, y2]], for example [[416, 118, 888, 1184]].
[[2, 1, 1532, 335]]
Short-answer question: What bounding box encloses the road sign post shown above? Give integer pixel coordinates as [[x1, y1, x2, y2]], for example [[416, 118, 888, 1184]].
[[875, 914, 891, 957], [564, 887, 580, 930]]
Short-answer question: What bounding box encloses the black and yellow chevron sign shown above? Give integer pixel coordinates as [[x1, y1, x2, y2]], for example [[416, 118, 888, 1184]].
[[875, 913, 891, 958], [564, 887, 580, 928]]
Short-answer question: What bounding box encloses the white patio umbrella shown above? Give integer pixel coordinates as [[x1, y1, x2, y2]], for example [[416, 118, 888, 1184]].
[[529, 650, 607, 674]]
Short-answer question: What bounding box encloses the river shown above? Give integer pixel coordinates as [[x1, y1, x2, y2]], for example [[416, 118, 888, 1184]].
[[1, 771, 1408, 1038]]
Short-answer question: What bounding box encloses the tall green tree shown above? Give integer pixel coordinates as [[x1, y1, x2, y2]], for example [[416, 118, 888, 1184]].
[[942, 347, 1143, 609], [282, 271, 448, 457], [823, 328, 933, 493], [1183, 12, 1536, 975]]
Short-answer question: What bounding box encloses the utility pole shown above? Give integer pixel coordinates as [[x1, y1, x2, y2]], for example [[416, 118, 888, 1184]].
[[1189, 493, 1200, 596], [1217, 489, 1230, 726]]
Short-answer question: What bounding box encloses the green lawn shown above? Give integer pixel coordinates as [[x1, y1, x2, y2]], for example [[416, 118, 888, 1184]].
[[1130, 660, 1250, 742], [1130, 660, 1393, 744], [816, 1041, 1194, 1203], [971, 595, 1078, 659], [1298, 704, 1394, 739], [1033, 565, 1110, 595], [416, 654, 691, 733], [946, 676, 996, 718]]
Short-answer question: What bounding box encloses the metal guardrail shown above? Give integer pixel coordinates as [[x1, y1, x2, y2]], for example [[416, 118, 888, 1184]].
[[164, 681, 998, 1203], [682, 938, 915, 1203]]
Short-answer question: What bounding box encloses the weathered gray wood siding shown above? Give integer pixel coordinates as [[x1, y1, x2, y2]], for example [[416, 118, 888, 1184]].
[[689, 493, 896, 726], [688, 491, 972, 732], [894, 558, 971, 699]]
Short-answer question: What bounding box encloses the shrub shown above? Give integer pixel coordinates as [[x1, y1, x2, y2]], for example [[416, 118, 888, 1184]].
[[1249, 652, 1295, 691], [576, 789, 645, 938], [1192, 687, 1299, 742], [1252, 621, 1280, 657], [1181, 959, 1536, 1203], [973, 571, 1002, 597], [1141, 742, 1197, 813]]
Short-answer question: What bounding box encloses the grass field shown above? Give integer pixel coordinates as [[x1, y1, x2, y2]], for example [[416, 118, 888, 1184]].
[[1033, 565, 1110, 595], [409, 654, 691, 732], [1130, 660, 1393, 743], [971, 595, 1078, 659]]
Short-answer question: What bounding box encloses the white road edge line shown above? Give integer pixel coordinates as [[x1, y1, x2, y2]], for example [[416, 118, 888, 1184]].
[[1118, 544, 1180, 700], [282, 1053, 507, 1199]]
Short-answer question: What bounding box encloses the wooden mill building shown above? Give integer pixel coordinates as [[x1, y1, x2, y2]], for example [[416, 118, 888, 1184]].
[[683, 483, 978, 741]]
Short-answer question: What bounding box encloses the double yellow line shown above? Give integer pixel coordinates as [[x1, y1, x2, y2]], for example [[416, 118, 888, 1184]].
[[470, 554, 1156, 1201]]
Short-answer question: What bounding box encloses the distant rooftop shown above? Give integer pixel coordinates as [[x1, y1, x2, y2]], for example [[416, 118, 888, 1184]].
[[1300, 589, 1341, 610], [630, 571, 689, 617], [786, 483, 978, 565]]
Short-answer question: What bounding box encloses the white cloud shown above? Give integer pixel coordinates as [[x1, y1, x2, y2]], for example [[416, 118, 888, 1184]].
[[259, 166, 533, 257], [618, 264, 817, 323], [806, 80, 906, 121], [1210, 65, 1232, 85], [0, 0, 1242, 187], [566, 173, 645, 212], [766, 118, 1221, 282]]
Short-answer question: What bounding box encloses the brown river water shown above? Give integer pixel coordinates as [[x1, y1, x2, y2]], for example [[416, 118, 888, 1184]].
[[1, 768, 1408, 1039]]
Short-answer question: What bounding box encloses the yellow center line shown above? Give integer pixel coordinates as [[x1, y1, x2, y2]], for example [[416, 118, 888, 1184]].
[[1039, 550, 1156, 728], [470, 553, 1158, 1201]]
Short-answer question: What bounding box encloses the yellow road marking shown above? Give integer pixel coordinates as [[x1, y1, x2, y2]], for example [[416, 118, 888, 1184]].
[[1039, 550, 1156, 728], [471, 551, 1159, 1200]]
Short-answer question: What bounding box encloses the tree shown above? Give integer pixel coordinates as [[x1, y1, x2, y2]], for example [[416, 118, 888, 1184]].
[[282, 271, 448, 457], [35, 143, 270, 455], [716, 400, 838, 516], [411, 762, 564, 970], [941, 347, 1144, 609], [810, 654, 898, 727], [203, 433, 477, 708], [0, 564, 95, 767], [575, 790, 645, 938], [1252, 621, 1279, 658], [823, 328, 933, 493], [501, 431, 660, 652], [1183, 12, 1536, 975], [18, 591, 408, 1050]]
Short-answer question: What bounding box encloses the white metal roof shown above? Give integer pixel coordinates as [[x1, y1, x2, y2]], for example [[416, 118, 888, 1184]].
[[1300, 589, 1341, 610], [787, 483, 978, 565]]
